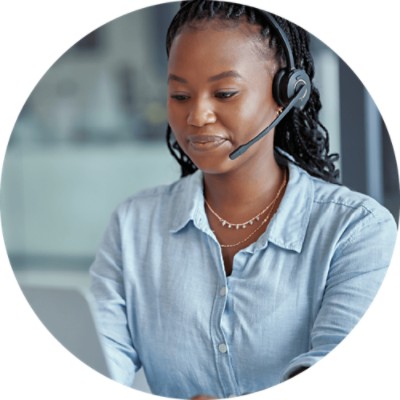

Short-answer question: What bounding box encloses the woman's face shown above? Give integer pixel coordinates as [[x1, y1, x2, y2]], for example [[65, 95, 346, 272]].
[[167, 20, 279, 176]]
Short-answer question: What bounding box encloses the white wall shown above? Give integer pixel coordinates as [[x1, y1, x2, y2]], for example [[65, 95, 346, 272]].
[[2, 142, 179, 262]]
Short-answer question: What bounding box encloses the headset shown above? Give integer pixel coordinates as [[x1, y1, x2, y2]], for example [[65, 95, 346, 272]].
[[173, 2, 312, 160], [228, 10, 311, 159]]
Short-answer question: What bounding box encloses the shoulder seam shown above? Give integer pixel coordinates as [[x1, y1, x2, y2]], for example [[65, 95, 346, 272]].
[[313, 198, 375, 215]]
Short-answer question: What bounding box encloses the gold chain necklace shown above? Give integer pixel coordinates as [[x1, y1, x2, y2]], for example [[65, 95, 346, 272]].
[[219, 199, 277, 248], [204, 169, 287, 229], [207, 170, 287, 248]]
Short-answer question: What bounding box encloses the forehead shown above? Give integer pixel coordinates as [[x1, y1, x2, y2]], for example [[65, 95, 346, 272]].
[[181, 17, 262, 39], [168, 19, 276, 75]]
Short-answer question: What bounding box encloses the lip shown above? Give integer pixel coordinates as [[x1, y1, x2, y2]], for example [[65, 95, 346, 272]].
[[187, 135, 228, 151]]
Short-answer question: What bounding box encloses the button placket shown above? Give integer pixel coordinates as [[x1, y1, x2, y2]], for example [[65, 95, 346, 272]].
[[208, 236, 239, 397], [218, 285, 229, 355]]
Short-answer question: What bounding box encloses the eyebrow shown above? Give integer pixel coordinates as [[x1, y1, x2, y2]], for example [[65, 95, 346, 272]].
[[208, 70, 243, 82], [168, 70, 243, 84], [168, 74, 187, 84]]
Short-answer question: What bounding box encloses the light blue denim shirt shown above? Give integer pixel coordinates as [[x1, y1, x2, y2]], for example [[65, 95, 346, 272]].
[[90, 161, 397, 399]]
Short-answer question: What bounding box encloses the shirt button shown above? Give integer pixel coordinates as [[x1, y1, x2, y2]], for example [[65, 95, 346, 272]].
[[219, 286, 227, 296], [218, 343, 228, 353]]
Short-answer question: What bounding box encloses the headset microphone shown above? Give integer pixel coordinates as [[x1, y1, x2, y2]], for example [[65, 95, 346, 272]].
[[229, 11, 312, 160]]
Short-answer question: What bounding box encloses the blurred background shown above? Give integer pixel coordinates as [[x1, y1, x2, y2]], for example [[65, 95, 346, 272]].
[[0, 1, 399, 393]]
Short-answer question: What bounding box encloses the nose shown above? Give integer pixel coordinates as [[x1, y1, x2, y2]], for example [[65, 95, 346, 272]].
[[187, 97, 217, 127]]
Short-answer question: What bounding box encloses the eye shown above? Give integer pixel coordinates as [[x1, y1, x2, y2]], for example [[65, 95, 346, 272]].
[[170, 94, 190, 101], [215, 91, 238, 100]]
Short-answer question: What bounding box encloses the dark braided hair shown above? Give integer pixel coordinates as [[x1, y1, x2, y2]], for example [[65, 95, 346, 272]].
[[165, 0, 340, 183]]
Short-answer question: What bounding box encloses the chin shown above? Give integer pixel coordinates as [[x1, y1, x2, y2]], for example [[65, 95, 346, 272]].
[[183, 146, 230, 173], [192, 157, 236, 176]]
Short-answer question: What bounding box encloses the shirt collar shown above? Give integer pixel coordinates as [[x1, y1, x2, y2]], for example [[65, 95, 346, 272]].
[[255, 162, 314, 253], [169, 170, 207, 234], [169, 162, 314, 254]]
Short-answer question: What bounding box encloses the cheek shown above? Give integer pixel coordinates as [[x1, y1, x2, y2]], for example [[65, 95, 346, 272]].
[[167, 101, 185, 130], [167, 99, 175, 123], [167, 102, 187, 149], [231, 96, 276, 138]]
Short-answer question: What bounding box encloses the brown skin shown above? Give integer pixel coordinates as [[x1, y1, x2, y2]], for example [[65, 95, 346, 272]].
[[167, 20, 288, 397]]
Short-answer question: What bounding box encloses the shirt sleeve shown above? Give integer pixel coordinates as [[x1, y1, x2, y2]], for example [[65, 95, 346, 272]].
[[281, 206, 398, 381], [89, 204, 140, 387]]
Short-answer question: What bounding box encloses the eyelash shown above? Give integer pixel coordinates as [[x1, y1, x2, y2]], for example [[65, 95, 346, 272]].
[[170, 94, 189, 101], [170, 91, 238, 101], [215, 91, 238, 99]]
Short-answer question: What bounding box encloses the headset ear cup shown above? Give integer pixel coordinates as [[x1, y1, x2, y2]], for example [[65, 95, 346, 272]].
[[273, 68, 311, 110], [272, 69, 288, 107], [286, 69, 311, 109]]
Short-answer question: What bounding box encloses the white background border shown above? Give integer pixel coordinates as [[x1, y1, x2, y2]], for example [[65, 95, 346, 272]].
[[1, 1, 399, 399]]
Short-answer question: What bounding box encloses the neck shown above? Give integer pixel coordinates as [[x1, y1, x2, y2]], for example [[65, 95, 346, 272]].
[[203, 156, 285, 219]]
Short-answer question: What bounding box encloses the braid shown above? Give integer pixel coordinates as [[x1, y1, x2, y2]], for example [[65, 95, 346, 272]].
[[273, 16, 339, 182], [166, 1, 340, 182]]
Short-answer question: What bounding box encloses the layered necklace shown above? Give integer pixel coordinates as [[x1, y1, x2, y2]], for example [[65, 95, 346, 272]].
[[205, 169, 287, 248]]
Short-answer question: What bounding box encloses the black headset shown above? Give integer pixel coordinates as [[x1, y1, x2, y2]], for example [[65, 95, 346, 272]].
[[263, 11, 311, 110]]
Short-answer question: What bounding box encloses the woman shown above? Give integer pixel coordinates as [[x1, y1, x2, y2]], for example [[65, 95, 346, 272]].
[[90, 1, 397, 398]]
